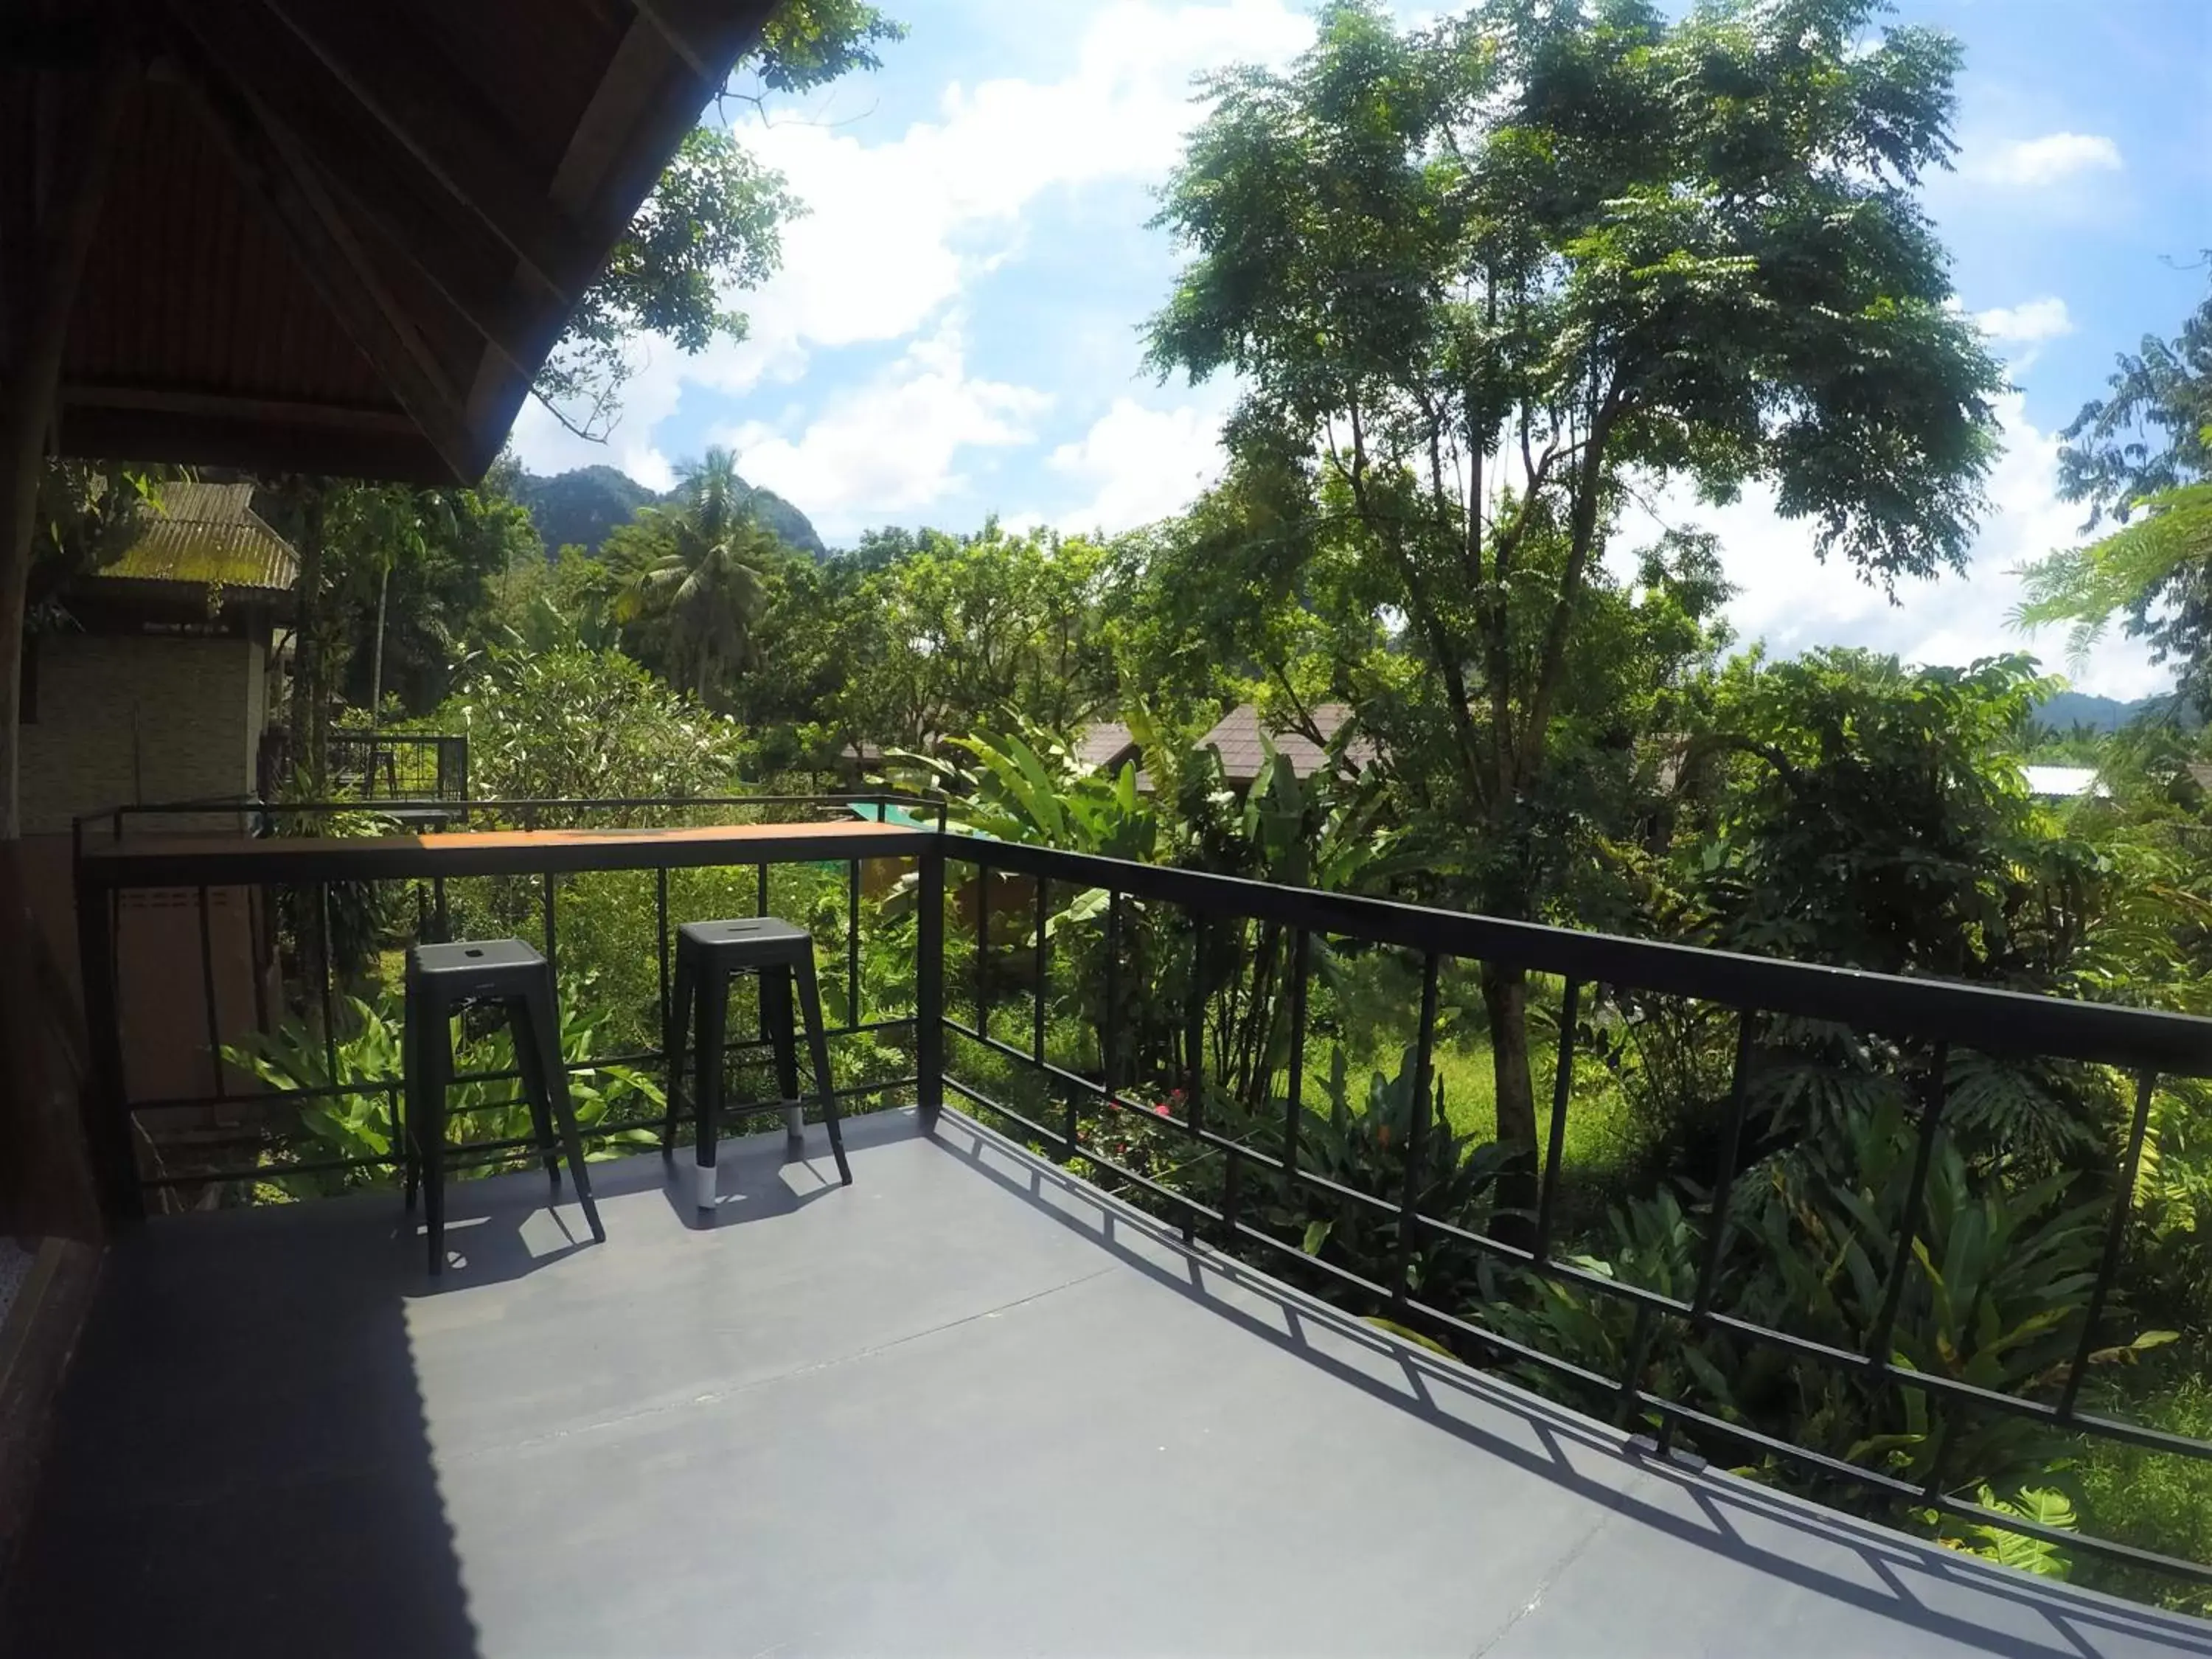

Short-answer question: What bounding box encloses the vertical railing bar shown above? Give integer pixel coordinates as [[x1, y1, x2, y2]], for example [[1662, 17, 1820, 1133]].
[[1531, 977, 1582, 1265], [1394, 951, 1441, 1314], [1102, 888, 1122, 1101], [541, 872, 557, 980], [2058, 1069, 2160, 1421], [1864, 1041, 1951, 1371], [655, 865, 672, 1060], [757, 860, 769, 919], [1690, 1010, 1758, 1323], [1655, 1006, 1756, 1459], [74, 860, 140, 1220], [846, 858, 863, 1029], [1181, 913, 1206, 1248], [917, 846, 945, 1129], [975, 856, 991, 1042], [1032, 875, 1048, 1065], [316, 883, 339, 1086], [1223, 1144, 1242, 1247], [1619, 1301, 1658, 1433], [246, 882, 269, 1033], [196, 885, 226, 1100], [1281, 930, 1310, 1186]]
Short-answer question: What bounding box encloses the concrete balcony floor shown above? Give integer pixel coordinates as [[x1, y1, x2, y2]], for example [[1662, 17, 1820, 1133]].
[[4, 1107, 2209, 1658]]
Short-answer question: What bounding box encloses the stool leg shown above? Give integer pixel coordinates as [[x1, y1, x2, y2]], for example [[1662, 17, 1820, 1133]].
[[509, 997, 563, 1192], [402, 990, 420, 1215], [421, 1007, 452, 1275], [762, 965, 804, 1140], [791, 953, 852, 1186], [517, 975, 605, 1245], [692, 965, 727, 1210], [662, 945, 695, 1155]]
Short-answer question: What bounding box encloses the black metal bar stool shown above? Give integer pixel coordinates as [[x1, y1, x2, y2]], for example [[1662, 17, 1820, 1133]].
[[663, 917, 852, 1209], [404, 939, 605, 1274]]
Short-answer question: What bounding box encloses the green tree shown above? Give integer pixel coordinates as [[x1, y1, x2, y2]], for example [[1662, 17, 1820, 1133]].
[[613, 448, 772, 709], [836, 524, 1121, 749], [2014, 279, 2212, 712], [1146, 0, 2002, 1207], [537, 3, 905, 437]]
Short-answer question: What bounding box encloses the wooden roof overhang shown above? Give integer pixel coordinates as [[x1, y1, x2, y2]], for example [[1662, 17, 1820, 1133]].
[[4, 0, 781, 484]]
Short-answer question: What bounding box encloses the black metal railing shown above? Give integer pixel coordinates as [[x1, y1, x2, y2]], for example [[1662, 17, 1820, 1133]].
[[929, 836, 2212, 1595], [326, 732, 469, 802], [73, 793, 945, 1211], [69, 806, 2212, 1595]]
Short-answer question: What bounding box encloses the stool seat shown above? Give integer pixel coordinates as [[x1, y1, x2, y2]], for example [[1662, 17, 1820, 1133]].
[[408, 937, 549, 998], [665, 914, 852, 1205], [404, 937, 605, 1274], [676, 917, 812, 954]]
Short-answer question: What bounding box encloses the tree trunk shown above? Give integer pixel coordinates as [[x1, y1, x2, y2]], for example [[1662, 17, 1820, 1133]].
[[0, 58, 134, 840], [285, 487, 330, 794], [1481, 961, 1540, 1248], [369, 561, 390, 720]]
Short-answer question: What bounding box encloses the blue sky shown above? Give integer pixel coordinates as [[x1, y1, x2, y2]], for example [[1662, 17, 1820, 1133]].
[[507, 0, 2212, 698]]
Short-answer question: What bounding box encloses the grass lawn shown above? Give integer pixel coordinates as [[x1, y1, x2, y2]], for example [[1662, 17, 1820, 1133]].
[[1324, 1031, 1645, 1180]]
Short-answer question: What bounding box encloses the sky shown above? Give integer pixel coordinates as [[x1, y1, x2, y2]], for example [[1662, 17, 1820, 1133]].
[[507, 0, 2212, 700]]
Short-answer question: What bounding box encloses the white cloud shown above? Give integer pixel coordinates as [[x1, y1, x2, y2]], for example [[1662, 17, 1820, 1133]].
[[509, 1, 1312, 480], [1619, 392, 2171, 701], [1975, 296, 2074, 347], [710, 321, 1051, 537], [1046, 397, 1229, 532], [1966, 131, 2123, 188]]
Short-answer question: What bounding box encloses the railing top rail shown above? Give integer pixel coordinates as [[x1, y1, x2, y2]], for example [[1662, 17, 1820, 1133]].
[[75, 791, 950, 837], [948, 833, 2212, 1077], [75, 818, 933, 888]]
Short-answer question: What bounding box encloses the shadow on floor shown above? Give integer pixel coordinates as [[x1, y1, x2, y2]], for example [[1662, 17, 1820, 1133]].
[[0, 1170, 615, 1658], [927, 1106, 2212, 1659]]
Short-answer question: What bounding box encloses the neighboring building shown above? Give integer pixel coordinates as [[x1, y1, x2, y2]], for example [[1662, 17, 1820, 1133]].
[[1197, 702, 1378, 788], [15, 481, 296, 1108], [18, 481, 294, 835], [2023, 764, 2111, 801], [1075, 720, 1141, 774]]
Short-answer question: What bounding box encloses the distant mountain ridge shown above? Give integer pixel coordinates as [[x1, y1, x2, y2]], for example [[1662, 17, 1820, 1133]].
[[2034, 689, 2194, 732], [513, 464, 827, 560]]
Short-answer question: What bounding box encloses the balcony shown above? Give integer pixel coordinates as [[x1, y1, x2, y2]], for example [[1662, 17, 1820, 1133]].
[[11, 799, 2212, 1654]]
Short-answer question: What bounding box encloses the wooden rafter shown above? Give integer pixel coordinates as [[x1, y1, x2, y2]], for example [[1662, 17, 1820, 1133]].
[[254, 0, 599, 306], [165, 40, 479, 481], [160, 0, 546, 373]]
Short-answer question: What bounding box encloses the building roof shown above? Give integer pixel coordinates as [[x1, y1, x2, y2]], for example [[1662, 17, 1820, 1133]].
[[2024, 764, 2110, 800], [1076, 721, 1140, 772], [10, 2, 779, 484], [97, 482, 298, 596], [1198, 703, 1377, 784]]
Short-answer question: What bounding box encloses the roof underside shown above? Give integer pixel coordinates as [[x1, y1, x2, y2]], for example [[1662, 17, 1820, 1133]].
[[6, 0, 779, 484]]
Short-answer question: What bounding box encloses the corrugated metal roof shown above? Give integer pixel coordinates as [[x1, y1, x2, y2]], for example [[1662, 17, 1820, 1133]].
[[99, 481, 298, 594], [2023, 765, 2110, 800], [1198, 703, 1377, 783]]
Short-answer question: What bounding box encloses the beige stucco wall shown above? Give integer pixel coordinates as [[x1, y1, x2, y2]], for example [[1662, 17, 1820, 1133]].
[[18, 634, 263, 835]]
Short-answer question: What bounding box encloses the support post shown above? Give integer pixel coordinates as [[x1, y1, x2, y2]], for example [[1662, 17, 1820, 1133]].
[[916, 843, 945, 1128], [1, 53, 135, 838]]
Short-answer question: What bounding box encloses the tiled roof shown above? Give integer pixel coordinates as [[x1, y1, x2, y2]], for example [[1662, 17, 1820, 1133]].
[[100, 482, 297, 595], [1076, 721, 1139, 771], [1198, 703, 1377, 783]]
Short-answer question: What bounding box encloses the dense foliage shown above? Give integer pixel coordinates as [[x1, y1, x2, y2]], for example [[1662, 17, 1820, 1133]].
[[120, 0, 2212, 1615]]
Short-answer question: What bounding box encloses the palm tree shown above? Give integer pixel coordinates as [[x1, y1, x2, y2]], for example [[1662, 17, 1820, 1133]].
[[619, 448, 768, 707]]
